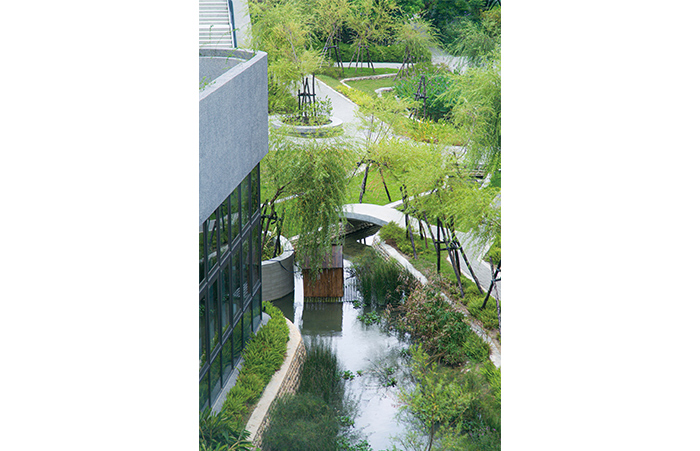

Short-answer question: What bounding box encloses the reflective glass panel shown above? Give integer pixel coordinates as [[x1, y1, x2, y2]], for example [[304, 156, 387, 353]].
[[252, 164, 260, 212], [222, 263, 230, 334], [199, 294, 206, 371], [242, 238, 250, 298], [230, 187, 240, 241], [208, 280, 219, 349], [252, 221, 261, 289], [207, 213, 218, 272], [232, 319, 243, 365], [232, 249, 241, 320], [199, 373, 209, 411], [223, 336, 233, 382], [199, 230, 205, 284], [242, 303, 252, 345], [241, 174, 251, 227], [252, 291, 262, 331], [210, 352, 222, 405], [219, 199, 230, 252]]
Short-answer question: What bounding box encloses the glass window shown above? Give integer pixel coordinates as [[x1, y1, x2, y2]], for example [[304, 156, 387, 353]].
[[252, 221, 261, 289], [222, 263, 230, 334], [207, 213, 218, 273], [242, 238, 250, 298], [252, 291, 262, 332], [199, 373, 209, 411], [199, 294, 207, 371], [232, 319, 242, 365], [208, 280, 219, 349], [252, 164, 260, 213], [199, 230, 205, 284], [230, 186, 240, 242], [241, 174, 251, 227], [242, 303, 252, 345], [223, 336, 233, 382], [232, 249, 241, 320], [210, 352, 222, 405], [219, 199, 230, 252]]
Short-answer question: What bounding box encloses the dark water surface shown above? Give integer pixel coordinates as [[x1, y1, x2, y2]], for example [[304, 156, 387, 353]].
[[272, 226, 412, 450]]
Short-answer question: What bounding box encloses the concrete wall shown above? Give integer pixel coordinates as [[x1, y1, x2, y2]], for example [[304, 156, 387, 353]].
[[199, 49, 269, 224], [261, 235, 295, 301]]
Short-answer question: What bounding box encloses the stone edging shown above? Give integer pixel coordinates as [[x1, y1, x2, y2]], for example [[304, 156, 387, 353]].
[[245, 318, 306, 449], [270, 115, 344, 137]]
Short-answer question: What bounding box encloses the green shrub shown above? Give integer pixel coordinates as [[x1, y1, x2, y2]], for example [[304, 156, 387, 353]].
[[263, 393, 340, 451], [199, 408, 253, 451], [394, 71, 456, 121], [262, 339, 364, 451], [334, 42, 431, 63], [218, 302, 289, 431], [400, 285, 489, 366], [350, 247, 417, 307]]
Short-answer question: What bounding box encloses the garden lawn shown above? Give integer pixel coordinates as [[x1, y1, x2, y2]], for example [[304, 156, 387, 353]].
[[344, 77, 396, 96], [345, 165, 402, 206]]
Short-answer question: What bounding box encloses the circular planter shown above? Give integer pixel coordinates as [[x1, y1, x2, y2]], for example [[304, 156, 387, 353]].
[[270, 115, 344, 138], [261, 235, 295, 301]]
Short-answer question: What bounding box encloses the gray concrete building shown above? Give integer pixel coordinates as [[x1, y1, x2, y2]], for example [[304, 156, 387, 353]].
[[199, 0, 269, 411]]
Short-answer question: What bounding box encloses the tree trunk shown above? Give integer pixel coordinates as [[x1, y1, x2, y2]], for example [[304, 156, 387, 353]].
[[358, 164, 370, 203], [448, 224, 484, 294], [378, 166, 392, 203], [440, 222, 463, 297]]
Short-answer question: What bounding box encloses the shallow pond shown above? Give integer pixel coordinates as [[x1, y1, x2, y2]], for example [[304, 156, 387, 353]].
[[272, 226, 413, 450]]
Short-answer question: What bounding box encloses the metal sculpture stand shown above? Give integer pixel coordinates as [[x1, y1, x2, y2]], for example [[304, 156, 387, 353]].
[[350, 22, 375, 75], [409, 75, 427, 120], [321, 26, 344, 76], [297, 75, 317, 125], [395, 47, 416, 80]]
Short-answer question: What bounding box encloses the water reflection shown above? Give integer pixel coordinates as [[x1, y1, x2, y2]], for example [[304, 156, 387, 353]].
[[270, 224, 411, 450]]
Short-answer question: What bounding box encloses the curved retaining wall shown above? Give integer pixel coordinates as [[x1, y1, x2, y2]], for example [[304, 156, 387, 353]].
[[261, 236, 295, 301], [270, 115, 344, 137], [246, 318, 306, 448]]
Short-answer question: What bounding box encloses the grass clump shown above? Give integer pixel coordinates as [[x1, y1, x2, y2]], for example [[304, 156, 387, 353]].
[[349, 247, 417, 308], [262, 339, 364, 451]]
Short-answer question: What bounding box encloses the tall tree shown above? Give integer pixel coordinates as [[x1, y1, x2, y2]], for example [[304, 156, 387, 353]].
[[261, 129, 356, 275], [249, 0, 324, 113]]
